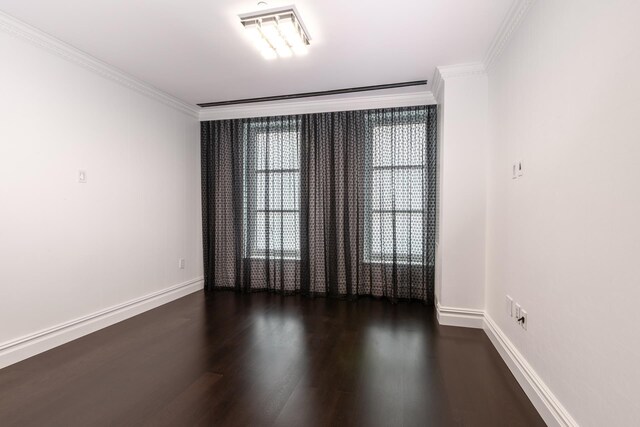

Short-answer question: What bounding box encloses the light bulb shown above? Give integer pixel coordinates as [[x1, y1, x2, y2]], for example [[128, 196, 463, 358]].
[[278, 16, 308, 56], [245, 22, 277, 60], [260, 18, 293, 58]]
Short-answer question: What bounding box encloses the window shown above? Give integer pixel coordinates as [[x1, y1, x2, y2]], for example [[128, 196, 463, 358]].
[[366, 114, 427, 263], [244, 121, 301, 259]]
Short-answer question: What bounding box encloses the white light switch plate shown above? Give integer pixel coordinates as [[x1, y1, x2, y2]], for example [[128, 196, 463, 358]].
[[78, 170, 87, 183]]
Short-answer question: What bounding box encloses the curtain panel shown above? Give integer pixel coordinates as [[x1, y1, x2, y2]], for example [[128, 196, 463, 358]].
[[201, 106, 437, 303]]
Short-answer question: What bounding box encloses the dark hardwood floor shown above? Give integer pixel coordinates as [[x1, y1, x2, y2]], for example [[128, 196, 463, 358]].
[[0, 291, 545, 426]]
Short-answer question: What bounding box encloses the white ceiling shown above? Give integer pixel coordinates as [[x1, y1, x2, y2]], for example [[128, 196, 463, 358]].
[[0, 0, 513, 106]]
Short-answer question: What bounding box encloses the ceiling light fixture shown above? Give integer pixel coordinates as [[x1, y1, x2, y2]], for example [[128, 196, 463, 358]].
[[239, 5, 311, 60]]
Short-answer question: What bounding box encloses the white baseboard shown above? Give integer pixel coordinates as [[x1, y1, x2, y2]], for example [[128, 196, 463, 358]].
[[483, 315, 578, 427], [436, 302, 485, 328], [0, 277, 204, 370], [435, 302, 578, 426]]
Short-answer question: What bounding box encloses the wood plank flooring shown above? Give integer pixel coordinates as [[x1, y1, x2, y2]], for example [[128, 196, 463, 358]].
[[0, 291, 545, 426]]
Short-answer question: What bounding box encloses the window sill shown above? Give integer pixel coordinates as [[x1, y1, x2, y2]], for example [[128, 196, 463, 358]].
[[363, 258, 432, 266], [243, 257, 433, 267], [245, 255, 301, 261]]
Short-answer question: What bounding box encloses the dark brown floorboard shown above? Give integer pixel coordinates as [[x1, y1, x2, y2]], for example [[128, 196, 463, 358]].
[[0, 291, 545, 426]]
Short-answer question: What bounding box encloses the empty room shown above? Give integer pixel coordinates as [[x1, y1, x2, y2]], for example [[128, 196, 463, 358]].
[[1, 0, 638, 425]]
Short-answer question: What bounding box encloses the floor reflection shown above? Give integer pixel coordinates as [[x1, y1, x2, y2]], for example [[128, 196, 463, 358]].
[[0, 291, 545, 426]]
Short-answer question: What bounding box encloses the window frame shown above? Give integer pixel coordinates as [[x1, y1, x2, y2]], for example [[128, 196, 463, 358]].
[[363, 111, 428, 265], [243, 120, 302, 260]]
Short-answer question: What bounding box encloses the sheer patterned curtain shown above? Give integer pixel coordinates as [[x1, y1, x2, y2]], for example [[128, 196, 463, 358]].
[[201, 105, 436, 303]]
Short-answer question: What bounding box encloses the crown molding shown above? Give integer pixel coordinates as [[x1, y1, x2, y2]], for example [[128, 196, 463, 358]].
[[431, 0, 535, 97], [431, 63, 486, 102], [436, 63, 487, 79], [431, 69, 444, 103], [484, 0, 535, 70], [0, 10, 200, 118], [199, 90, 436, 121]]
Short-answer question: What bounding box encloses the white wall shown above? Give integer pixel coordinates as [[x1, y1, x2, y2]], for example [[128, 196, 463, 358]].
[[486, 0, 640, 425], [0, 30, 202, 356], [436, 68, 488, 313]]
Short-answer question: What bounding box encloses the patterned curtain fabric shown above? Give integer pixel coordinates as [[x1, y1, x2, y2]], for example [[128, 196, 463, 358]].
[[201, 105, 437, 303]]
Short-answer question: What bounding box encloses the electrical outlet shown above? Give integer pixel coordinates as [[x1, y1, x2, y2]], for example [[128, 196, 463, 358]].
[[178, 258, 185, 269], [506, 295, 514, 317], [515, 303, 521, 319], [520, 309, 528, 330]]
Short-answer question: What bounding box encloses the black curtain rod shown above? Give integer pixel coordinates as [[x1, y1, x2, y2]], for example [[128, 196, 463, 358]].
[[197, 80, 428, 108]]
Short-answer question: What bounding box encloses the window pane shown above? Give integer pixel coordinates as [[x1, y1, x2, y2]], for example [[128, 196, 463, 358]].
[[255, 172, 299, 210], [254, 132, 282, 170], [372, 124, 426, 167], [276, 212, 300, 254], [252, 212, 277, 252], [255, 173, 267, 210], [267, 135, 282, 169], [280, 132, 300, 169], [268, 212, 282, 251], [256, 131, 300, 170], [410, 213, 424, 260], [393, 124, 426, 166], [372, 126, 393, 167], [370, 212, 388, 256], [370, 212, 410, 258], [254, 211, 269, 251], [394, 213, 410, 255], [372, 169, 423, 210], [254, 134, 268, 169], [370, 212, 423, 260], [279, 172, 299, 210], [253, 211, 299, 255]]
